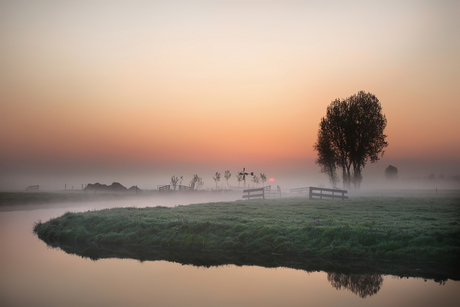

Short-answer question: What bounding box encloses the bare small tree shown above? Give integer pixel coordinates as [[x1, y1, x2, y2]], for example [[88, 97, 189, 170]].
[[196, 177, 204, 190], [171, 175, 180, 190], [189, 174, 204, 190], [224, 170, 231, 188], [189, 175, 198, 190], [260, 173, 267, 186], [236, 173, 243, 188], [213, 172, 221, 189], [252, 175, 260, 187]]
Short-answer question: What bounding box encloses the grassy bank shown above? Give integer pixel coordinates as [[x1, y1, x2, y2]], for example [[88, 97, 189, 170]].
[[0, 190, 239, 210], [0, 191, 140, 206], [34, 191, 460, 263]]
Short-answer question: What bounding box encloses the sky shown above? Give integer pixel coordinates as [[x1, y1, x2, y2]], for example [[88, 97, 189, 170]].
[[1, 0, 459, 190]]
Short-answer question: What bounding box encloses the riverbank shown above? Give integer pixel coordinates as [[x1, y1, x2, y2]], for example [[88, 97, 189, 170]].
[[34, 190, 460, 263], [0, 190, 241, 211], [0, 191, 140, 204]]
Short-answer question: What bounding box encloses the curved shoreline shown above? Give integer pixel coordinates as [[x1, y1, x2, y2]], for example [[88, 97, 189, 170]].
[[33, 195, 460, 264]]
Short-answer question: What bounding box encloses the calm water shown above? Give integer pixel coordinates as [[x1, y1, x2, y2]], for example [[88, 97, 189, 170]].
[[1, 199, 459, 306]]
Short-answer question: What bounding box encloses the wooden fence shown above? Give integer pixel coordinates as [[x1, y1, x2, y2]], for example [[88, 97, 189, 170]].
[[242, 185, 281, 200], [158, 185, 171, 192], [242, 187, 265, 199], [289, 187, 309, 193], [158, 184, 194, 192], [263, 185, 281, 199], [308, 187, 348, 200]]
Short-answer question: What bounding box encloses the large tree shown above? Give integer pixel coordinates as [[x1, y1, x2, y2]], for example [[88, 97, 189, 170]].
[[314, 91, 388, 189], [315, 129, 339, 187]]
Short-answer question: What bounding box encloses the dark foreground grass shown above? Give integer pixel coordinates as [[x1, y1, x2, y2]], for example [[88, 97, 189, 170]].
[[34, 191, 460, 263]]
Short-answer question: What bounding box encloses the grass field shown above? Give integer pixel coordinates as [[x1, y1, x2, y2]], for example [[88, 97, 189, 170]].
[[33, 190, 460, 263]]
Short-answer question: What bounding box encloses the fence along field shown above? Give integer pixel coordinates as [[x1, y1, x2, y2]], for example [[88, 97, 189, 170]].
[[289, 186, 348, 200], [242, 185, 281, 199]]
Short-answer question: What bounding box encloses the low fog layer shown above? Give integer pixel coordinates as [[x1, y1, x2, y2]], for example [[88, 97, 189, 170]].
[[1, 157, 459, 191]]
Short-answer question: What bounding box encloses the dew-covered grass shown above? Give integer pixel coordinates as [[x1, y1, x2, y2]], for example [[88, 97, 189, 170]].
[[34, 190, 460, 263]]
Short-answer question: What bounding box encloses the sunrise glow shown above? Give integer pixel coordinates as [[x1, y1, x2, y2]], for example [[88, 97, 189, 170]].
[[1, 1, 459, 190]]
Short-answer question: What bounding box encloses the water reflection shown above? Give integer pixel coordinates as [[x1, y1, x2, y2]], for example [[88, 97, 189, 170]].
[[38, 237, 457, 293], [327, 273, 383, 298], [2, 204, 460, 306]]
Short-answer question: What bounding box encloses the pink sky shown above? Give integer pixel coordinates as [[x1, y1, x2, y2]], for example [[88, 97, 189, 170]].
[[1, 1, 459, 190]]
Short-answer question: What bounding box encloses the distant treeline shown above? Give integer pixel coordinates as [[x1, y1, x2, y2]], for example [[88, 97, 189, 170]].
[[84, 182, 141, 193], [404, 174, 460, 182]]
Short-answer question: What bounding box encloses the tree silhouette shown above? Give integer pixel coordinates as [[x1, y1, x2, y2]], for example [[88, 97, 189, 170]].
[[196, 177, 204, 190], [327, 273, 383, 298], [189, 174, 204, 190], [171, 175, 180, 190], [314, 91, 388, 189], [260, 173, 267, 187], [236, 173, 243, 188], [224, 170, 231, 188], [314, 130, 339, 187], [251, 175, 260, 187], [213, 172, 221, 189], [385, 165, 398, 180]]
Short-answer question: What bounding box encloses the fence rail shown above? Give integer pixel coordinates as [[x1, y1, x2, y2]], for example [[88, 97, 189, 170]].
[[242, 185, 281, 199], [158, 185, 171, 192], [242, 187, 265, 199], [309, 187, 348, 200], [289, 187, 309, 193]]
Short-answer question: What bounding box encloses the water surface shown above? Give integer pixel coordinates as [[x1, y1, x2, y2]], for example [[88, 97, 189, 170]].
[[1, 198, 459, 306]]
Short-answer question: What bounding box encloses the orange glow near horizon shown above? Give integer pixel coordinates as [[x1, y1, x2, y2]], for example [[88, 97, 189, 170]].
[[1, 1, 460, 188]]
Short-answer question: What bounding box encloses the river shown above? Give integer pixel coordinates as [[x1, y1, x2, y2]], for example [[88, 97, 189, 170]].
[[1, 198, 459, 306]]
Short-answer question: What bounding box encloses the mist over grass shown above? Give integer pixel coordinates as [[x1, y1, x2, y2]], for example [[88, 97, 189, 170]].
[[34, 190, 460, 264], [2, 155, 459, 191], [0, 190, 243, 212]]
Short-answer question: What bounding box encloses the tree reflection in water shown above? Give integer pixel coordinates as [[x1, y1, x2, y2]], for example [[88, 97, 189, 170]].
[[327, 273, 384, 298], [37, 238, 457, 289]]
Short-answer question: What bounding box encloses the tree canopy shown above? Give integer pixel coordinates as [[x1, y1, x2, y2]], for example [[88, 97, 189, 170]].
[[385, 165, 398, 180], [314, 91, 388, 189]]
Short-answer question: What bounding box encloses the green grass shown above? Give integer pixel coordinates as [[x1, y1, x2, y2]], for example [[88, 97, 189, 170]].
[[34, 191, 460, 263]]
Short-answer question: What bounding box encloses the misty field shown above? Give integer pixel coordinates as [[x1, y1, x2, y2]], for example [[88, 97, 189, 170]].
[[34, 190, 460, 263]]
